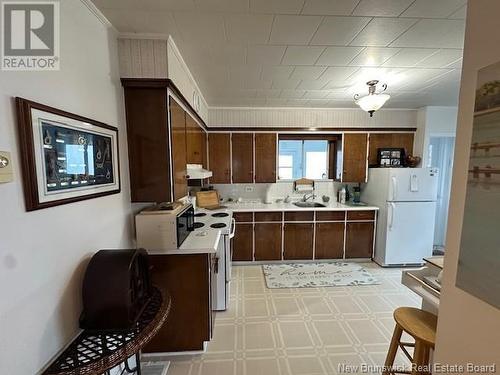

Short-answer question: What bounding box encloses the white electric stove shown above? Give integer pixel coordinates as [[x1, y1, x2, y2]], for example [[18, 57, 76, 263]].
[[193, 208, 234, 311]]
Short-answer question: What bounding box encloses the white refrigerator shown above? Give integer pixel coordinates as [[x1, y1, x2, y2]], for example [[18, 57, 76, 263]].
[[361, 168, 439, 266]]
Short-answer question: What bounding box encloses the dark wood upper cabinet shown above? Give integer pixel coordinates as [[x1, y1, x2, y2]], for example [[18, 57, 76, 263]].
[[122, 79, 208, 203], [170, 99, 188, 200], [345, 222, 374, 258], [209, 133, 231, 184], [232, 133, 254, 183], [315, 223, 344, 259], [186, 113, 206, 166], [283, 223, 314, 260], [368, 133, 414, 167], [255, 133, 277, 183], [232, 224, 253, 261], [255, 223, 282, 261], [343, 133, 368, 183], [123, 86, 171, 203]]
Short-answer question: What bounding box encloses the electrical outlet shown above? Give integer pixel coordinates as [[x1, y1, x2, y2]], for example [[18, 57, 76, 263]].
[[0, 151, 13, 183], [245, 186, 254, 193]]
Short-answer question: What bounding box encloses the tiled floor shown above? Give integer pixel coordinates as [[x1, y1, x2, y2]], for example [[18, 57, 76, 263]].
[[165, 263, 421, 375]]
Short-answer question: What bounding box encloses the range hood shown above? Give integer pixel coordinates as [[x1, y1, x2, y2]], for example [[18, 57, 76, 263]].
[[186, 164, 212, 179]]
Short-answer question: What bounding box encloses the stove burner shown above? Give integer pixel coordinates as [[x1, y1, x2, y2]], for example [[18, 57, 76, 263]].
[[210, 223, 227, 229], [193, 222, 205, 229], [211, 212, 229, 218], [194, 213, 207, 217]]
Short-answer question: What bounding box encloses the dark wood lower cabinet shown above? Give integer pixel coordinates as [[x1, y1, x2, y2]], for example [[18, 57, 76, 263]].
[[315, 223, 345, 259], [254, 223, 282, 261], [232, 224, 254, 261], [283, 223, 314, 260], [145, 253, 213, 353], [345, 222, 374, 258]]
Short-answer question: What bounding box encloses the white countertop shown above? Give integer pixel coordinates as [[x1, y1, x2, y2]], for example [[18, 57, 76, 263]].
[[223, 200, 379, 212], [147, 228, 221, 255]]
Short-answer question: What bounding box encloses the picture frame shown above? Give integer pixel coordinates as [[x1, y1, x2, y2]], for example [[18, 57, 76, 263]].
[[16, 98, 120, 211], [377, 147, 405, 168]]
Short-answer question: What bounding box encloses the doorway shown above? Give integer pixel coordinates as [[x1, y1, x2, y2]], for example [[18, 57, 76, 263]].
[[428, 136, 456, 252]]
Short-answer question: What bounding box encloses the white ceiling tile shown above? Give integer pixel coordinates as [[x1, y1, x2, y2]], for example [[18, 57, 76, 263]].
[[444, 58, 463, 69], [397, 68, 453, 90], [102, 9, 178, 34], [448, 5, 467, 19], [92, 0, 196, 11], [349, 47, 401, 66], [195, 0, 249, 12], [326, 90, 350, 99], [280, 89, 306, 98], [416, 49, 463, 68], [390, 19, 465, 48], [320, 66, 359, 81], [244, 79, 274, 89], [225, 14, 274, 44], [247, 45, 286, 65], [301, 0, 360, 15], [209, 43, 247, 65], [308, 99, 331, 107], [281, 46, 326, 65], [297, 78, 331, 90], [271, 78, 302, 89], [290, 66, 328, 80], [400, 0, 466, 19], [255, 89, 283, 98], [316, 46, 364, 66], [269, 15, 323, 44], [353, 0, 415, 17], [286, 99, 312, 106], [250, 0, 305, 14], [310, 16, 371, 45], [261, 65, 294, 81], [174, 12, 225, 43], [228, 65, 263, 82], [382, 48, 438, 67], [265, 98, 289, 106], [303, 90, 329, 99], [349, 17, 418, 47]]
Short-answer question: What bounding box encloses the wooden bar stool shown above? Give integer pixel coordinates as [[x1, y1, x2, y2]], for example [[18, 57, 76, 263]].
[[383, 307, 438, 375]]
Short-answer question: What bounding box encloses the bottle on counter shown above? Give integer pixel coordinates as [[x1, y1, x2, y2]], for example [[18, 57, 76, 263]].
[[344, 184, 350, 202], [338, 186, 347, 204]]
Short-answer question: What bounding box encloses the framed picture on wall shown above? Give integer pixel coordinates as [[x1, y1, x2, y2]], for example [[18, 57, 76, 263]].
[[456, 61, 500, 309], [16, 98, 120, 211]]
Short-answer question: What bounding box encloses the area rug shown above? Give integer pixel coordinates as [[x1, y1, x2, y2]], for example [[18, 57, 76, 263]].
[[262, 262, 380, 288]]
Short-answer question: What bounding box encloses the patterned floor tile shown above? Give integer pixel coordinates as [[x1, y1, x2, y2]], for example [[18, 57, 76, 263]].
[[160, 263, 419, 375]]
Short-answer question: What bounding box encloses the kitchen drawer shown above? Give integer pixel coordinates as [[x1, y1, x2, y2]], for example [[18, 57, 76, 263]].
[[316, 211, 345, 221], [255, 212, 282, 222], [347, 210, 375, 221], [284, 211, 314, 222], [233, 212, 253, 222]]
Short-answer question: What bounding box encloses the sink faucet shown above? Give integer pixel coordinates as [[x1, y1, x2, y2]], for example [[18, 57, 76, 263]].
[[302, 193, 316, 202]]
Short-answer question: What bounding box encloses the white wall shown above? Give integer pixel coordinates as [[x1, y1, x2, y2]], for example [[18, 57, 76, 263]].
[[434, 0, 500, 367], [0, 1, 133, 374], [208, 107, 417, 128], [414, 106, 458, 166]]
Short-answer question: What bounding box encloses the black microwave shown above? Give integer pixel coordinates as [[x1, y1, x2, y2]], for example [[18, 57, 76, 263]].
[[176, 204, 194, 247]]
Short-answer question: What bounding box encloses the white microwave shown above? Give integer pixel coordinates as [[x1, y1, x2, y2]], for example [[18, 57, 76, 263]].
[[135, 203, 194, 251]]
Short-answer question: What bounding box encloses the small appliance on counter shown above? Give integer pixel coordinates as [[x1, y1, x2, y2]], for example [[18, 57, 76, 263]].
[[80, 249, 152, 330], [136, 203, 194, 251]]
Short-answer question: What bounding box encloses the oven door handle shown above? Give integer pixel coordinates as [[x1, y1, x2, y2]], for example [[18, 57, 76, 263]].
[[229, 218, 236, 239]]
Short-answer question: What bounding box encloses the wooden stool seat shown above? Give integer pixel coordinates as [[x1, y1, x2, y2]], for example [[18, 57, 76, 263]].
[[394, 307, 437, 347], [383, 307, 438, 375]]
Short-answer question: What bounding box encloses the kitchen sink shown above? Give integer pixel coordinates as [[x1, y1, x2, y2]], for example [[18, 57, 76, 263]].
[[293, 202, 326, 208]]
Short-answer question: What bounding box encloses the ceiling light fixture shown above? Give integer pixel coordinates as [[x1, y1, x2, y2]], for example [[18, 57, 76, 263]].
[[354, 80, 390, 117]]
